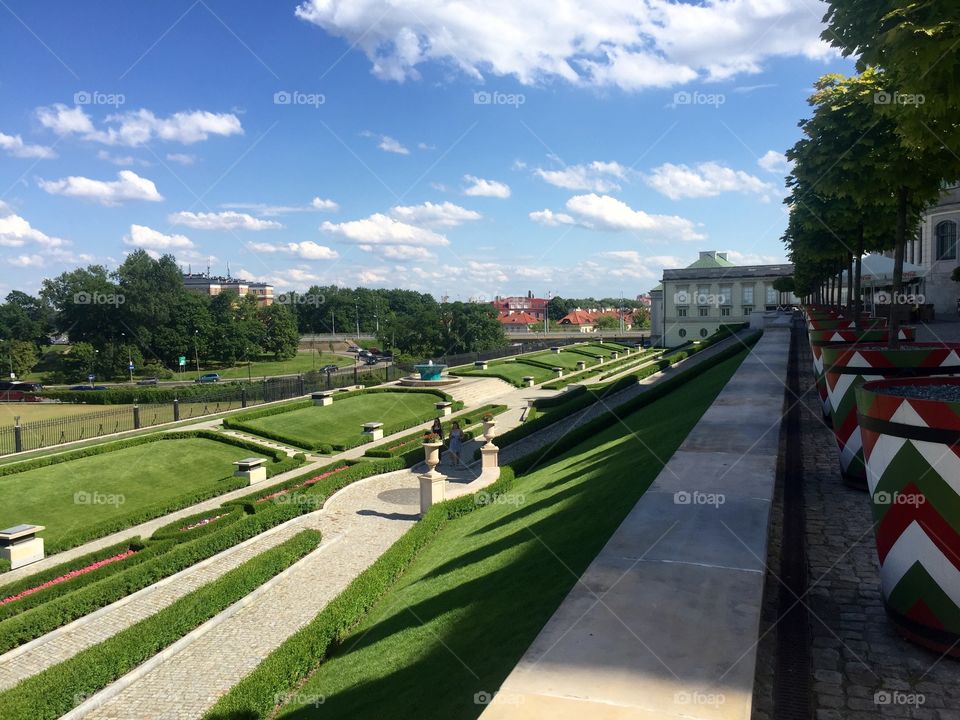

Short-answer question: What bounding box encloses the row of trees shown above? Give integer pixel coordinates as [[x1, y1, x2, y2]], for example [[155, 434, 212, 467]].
[[784, 1, 960, 345]]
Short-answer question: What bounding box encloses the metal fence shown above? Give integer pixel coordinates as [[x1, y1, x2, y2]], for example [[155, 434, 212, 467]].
[[0, 364, 402, 455]]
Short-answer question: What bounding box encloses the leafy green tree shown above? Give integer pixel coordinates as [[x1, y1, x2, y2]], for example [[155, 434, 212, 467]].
[[1, 340, 39, 378], [547, 296, 571, 321], [594, 315, 619, 330], [259, 304, 299, 360]]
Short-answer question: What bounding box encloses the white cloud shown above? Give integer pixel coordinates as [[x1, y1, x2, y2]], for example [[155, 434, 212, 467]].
[[222, 198, 340, 216], [594, 250, 684, 280], [311, 197, 339, 211], [0, 212, 66, 248], [358, 243, 434, 260], [554, 193, 705, 240], [379, 135, 409, 154], [247, 241, 339, 260], [321, 213, 450, 246], [39, 170, 163, 205], [389, 201, 481, 228], [166, 153, 196, 165], [463, 175, 510, 198], [0, 132, 56, 159], [169, 211, 283, 231], [7, 254, 45, 267], [534, 160, 628, 192], [124, 224, 194, 251], [529, 209, 576, 226], [36, 104, 243, 146], [97, 150, 149, 166], [724, 249, 785, 265], [758, 150, 791, 174], [294, 0, 833, 90], [645, 162, 774, 200]]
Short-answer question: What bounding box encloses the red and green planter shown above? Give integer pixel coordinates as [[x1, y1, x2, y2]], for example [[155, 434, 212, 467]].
[[856, 377, 960, 656], [807, 317, 884, 332], [808, 326, 908, 419], [822, 338, 958, 487]]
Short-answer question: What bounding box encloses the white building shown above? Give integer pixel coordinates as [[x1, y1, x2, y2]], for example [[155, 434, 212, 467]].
[[908, 184, 960, 316], [650, 251, 795, 347]]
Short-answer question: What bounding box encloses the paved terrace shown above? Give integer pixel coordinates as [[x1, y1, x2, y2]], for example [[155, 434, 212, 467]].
[[482, 322, 791, 720]]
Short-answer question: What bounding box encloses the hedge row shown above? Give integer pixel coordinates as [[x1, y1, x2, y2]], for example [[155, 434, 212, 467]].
[[204, 465, 516, 720], [0, 529, 323, 720], [150, 505, 247, 542], [363, 404, 508, 459], [40, 381, 250, 405], [542, 347, 660, 390], [0, 501, 312, 654]]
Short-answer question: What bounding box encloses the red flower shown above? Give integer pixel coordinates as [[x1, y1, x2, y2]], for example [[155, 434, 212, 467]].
[[0, 549, 137, 605], [255, 465, 349, 503]]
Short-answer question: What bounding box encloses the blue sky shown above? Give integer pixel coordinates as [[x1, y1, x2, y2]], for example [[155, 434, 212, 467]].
[[0, 0, 855, 300]]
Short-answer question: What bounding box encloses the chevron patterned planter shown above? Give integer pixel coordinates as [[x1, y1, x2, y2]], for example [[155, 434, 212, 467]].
[[808, 327, 901, 419], [807, 317, 884, 332], [856, 377, 960, 655], [823, 339, 958, 488]]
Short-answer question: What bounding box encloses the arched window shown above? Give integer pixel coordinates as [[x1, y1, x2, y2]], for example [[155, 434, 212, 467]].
[[700, 328, 709, 338], [678, 328, 687, 338], [936, 221, 957, 260]]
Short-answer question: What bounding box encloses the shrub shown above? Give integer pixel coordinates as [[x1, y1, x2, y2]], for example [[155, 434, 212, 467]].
[[0, 530, 323, 720]]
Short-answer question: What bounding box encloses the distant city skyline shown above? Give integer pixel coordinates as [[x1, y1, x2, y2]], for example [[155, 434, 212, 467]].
[[0, 1, 852, 299]]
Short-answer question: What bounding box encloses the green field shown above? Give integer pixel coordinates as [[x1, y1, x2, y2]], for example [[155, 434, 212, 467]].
[[525, 349, 599, 370], [0, 437, 261, 550], [275, 345, 747, 720], [455, 361, 555, 386], [238, 391, 443, 450], [208, 351, 353, 380], [0, 404, 115, 425]]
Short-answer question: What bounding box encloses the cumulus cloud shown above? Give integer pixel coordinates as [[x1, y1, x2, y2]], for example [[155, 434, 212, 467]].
[[39, 170, 163, 205], [294, 0, 833, 89], [531, 193, 704, 240], [123, 225, 194, 253], [7, 254, 46, 267], [757, 150, 791, 174], [166, 153, 196, 165], [168, 211, 283, 231], [389, 201, 481, 228], [222, 197, 340, 216], [321, 213, 450, 246], [36, 104, 243, 146], [645, 162, 774, 200], [0, 132, 56, 159], [529, 209, 576, 226], [463, 175, 510, 198], [311, 197, 339, 211], [358, 243, 434, 260], [534, 160, 628, 192], [247, 240, 339, 260], [0, 212, 66, 248], [361, 130, 410, 154]]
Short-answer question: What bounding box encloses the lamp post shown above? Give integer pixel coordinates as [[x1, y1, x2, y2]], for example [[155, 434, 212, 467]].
[[121, 331, 133, 383], [194, 330, 200, 381]]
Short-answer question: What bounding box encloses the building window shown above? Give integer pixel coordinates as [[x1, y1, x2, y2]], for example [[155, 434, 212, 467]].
[[677, 308, 688, 317], [718, 285, 732, 306], [679, 328, 687, 338], [765, 285, 778, 305], [743, 306, 753, 315], [936, 221, 957, 260], [721, 307, 731, 317], [742, 286, 754, 305], [698, 307, 709, 317], [697, 286, 710, 305], [700, 328, 709, 338]]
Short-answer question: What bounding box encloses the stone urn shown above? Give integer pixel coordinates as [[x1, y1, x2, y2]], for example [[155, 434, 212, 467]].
[[856, 377, 960, 656], [482, 419, 497, 444], [821, 340, 958, 487], [422, 440, 443, 471]]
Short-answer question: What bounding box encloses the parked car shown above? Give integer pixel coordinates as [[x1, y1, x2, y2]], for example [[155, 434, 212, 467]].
[[363, 355, 380, 366], [357, 349, 373, 358], [70, 385, 108, 391], [367, 347, 381, 355], [320, 364, 340, 373], [346, 346, 360, 353], [196, 373, 220, 383], [137, 377, 159, 385]]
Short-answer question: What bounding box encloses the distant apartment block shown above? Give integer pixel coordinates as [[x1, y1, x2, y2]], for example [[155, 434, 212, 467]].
[[491, 292, 548, 321], [182, 273, 274, 306]]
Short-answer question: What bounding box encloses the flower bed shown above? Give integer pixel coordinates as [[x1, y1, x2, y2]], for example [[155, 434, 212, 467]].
[[0, 550, 137, 606], [255, 465, 350, 503], [181, 514, 229, 532]]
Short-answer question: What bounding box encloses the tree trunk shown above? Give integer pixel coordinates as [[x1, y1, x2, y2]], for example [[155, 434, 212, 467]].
[[854, 222, 864, 329], [846, 251, 854, 316], [837, 261, 844, 312], [888, 186, 908, 350]]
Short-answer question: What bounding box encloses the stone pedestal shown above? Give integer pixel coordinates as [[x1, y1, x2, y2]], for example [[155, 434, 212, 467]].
[[611, 351, 619, 359], [522, 375, 535, 387], [362, 422, 384, 441], [550, 346, 561, 354], [474, 360, 489, 370], [311, 392, 334, 406], [480, 444, 499, 471], [419, 441, 446, 515], [233, 457, 268, 486], [435, 401, 452, 417], [553, 367, 563, 378], [0, 525, 45, 570], [576, 360, 586, 371]]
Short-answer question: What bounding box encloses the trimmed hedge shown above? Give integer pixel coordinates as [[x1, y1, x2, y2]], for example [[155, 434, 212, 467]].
[[0, 529, 323, 720], [40, 382, 251, 405], [151, 505, 247, 542], [0, 501, 312, 654], [542, 348, 661, 390]]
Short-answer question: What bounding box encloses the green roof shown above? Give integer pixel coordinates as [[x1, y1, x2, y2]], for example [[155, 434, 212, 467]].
[[685, 252, 736, 269]]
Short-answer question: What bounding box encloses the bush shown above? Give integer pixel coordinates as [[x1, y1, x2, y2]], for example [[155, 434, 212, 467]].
[[150, 505, 246, 542], [40, 382, 250, 405], [0, 530, 323, 720]]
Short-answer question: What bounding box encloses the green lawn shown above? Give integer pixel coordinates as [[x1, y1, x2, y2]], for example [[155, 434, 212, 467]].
[[207, 351, 353, 380], [0, 438, 258, 550], [240, 391, 443, 450], [455, 361, 555, 386], [277, 347, 747, 720], [525, 349, 598, 370], [0, 404, 116, 425]]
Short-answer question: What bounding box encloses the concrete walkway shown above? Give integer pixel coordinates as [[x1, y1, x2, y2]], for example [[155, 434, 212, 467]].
[[482, 325, 791, 720]]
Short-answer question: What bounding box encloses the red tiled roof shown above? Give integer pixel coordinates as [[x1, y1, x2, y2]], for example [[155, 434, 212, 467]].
[[559, 310, 596, 325], [499, 311, 538, 325]]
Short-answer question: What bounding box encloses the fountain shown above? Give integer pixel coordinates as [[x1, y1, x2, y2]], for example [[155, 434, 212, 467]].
[[400, 358, 461, 387]]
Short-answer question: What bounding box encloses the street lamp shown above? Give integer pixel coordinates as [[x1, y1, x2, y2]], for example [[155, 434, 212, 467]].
[[194, 330, 200, 380]]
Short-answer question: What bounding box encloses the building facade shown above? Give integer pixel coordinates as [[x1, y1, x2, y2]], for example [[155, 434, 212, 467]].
[[650, 251, 795, 347], [907, 184, 960, 316], [491, 293, 548, 321], [182, 273, 274, 306]]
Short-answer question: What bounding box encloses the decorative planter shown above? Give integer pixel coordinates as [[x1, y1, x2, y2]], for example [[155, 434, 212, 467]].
[[822, 339, 959, 487], [807, 317, 884, 332], [856, 377, 960, 656], [423, 441, 442, 470], [808, 327, 913, 418], [482, 420, 497, 443]]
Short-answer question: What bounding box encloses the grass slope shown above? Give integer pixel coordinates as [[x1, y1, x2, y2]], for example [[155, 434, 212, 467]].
[[210, 351, 352, 380], [275, 347, 747, 720]]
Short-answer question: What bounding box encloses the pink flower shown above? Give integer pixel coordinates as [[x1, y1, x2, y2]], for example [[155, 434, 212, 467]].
[[0, 549, 137, 605], [180, 514, 227, 532], [255, 465, 349, 503]]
